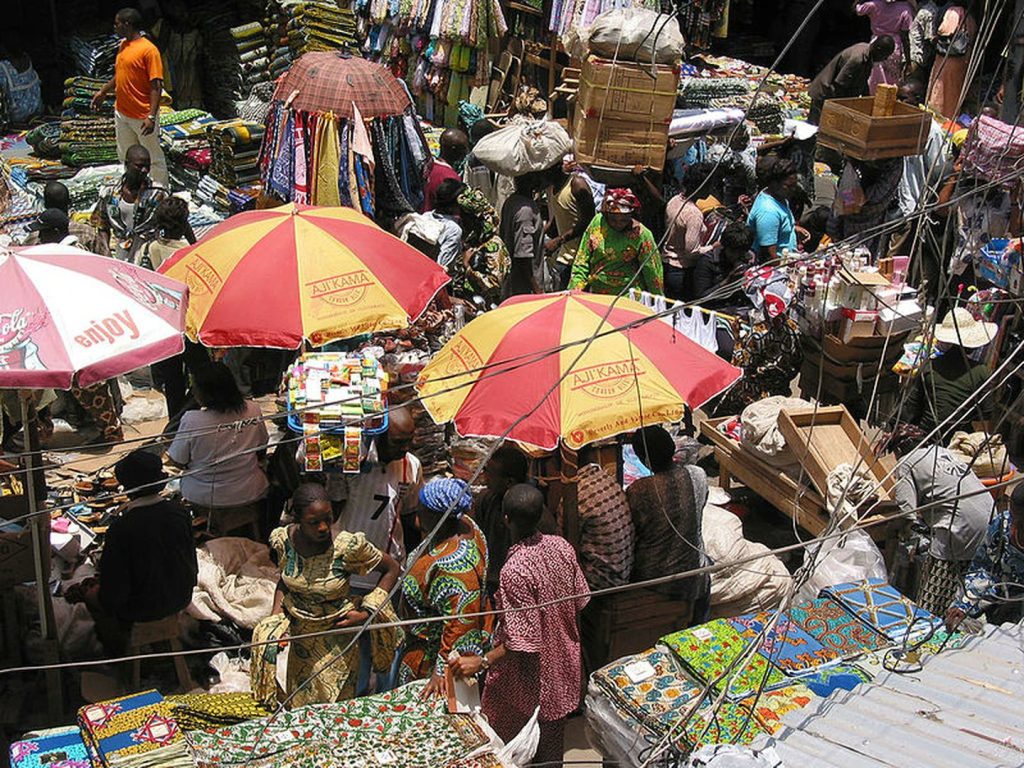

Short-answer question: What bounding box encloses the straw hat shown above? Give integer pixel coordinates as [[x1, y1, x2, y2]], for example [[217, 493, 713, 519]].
[[933, 307, 998, 348]]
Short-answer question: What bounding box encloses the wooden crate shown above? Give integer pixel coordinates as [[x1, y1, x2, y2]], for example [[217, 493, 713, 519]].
[[820, 331, 909, 365], [777, 405, 896, 504], [818, 97, 930, 160]]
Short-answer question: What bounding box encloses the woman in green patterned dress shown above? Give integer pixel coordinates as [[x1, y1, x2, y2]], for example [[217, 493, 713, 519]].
[[398, 478, 494, 698]]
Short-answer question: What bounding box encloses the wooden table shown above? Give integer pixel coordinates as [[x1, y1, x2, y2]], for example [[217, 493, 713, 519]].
[[700, 417, 905, 549]]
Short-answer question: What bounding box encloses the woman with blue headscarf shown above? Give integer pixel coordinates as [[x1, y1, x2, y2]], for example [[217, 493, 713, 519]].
[[398, 478, 494, 697]]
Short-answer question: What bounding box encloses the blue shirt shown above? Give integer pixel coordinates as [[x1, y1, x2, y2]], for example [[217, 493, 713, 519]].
[[747, 191, 797, 254], [953, 510, 1024, 617]]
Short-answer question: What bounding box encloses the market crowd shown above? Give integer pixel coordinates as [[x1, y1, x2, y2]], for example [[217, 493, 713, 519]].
[[4, 1, 1024, 764]]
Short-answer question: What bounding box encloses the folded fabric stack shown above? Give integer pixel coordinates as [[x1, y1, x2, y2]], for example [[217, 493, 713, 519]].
[[185, 680, 494, 768], [227, 183, 262, 213], [62, 163, 122, 210], [189, 205, 227, 239], [286, 2, 361, 55], [230, 22, 271, 103], [63, 76, 114, 116], [677, 77, 751, 108], [743, 96, 785, 135], [59, 115, 118, 167], [822, 578, 943, 644], [67, 32, 119, 77], [198, 9, 249, 118], [196, 174, 232, 212], [10, 725, 91, 768], [207, 120, 265, 188], [164, 693, 272, 732], [78, 689, 192, 768], [160, 108, 218, 192], [25, 121, 62, 160]]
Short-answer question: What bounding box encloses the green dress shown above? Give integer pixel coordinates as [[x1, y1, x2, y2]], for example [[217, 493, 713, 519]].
[[568, 214, 664, 296]]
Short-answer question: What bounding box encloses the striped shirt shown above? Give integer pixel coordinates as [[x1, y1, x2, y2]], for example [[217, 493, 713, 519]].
[[563, 464, 634, 589]]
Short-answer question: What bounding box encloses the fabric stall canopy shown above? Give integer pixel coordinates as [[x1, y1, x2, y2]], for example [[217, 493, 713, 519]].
[[416, 291, 743, 451], [158, 203, 450, 348], [0, 244, 187, 388], [0, 243, 188, 716], [260, 52, 431, 216]]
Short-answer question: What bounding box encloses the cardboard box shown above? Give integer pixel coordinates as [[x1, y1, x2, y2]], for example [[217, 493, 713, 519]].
[[576, 57, 679, 122], [839, 308, 878, 343], [573, 110, 669, 169]]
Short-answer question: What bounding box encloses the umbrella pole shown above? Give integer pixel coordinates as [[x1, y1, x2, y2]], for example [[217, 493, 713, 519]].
[[19, 392, 62, 718]]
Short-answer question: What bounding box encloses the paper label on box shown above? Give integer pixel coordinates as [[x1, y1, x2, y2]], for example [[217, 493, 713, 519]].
[[692, 627, 714, 642]]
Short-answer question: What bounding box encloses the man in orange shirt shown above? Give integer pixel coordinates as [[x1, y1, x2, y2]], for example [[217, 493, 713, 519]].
[[91, 8, 168, 188]]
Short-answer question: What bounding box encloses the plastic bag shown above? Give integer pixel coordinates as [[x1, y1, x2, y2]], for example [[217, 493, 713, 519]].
[[689, 744, 784, 767], [587, 8, 685, 64], [796, 529, 888, 602], [834, 163, 866, 216], [472, 116, 571, 177]]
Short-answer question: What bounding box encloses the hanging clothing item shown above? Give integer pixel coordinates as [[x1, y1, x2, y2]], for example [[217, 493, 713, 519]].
[[338, 119, 353, 208], [628, 289, 719, 353], [314, 112, 342, 206], [293, 111, 309, 204]]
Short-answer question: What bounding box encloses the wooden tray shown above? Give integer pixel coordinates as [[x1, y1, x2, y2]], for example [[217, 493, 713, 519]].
[[818, 97, 930, 160], [777, 406, 895, 504]]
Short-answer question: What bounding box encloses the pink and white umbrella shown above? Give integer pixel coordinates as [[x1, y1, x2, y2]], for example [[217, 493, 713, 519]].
[[0, 245, 188, 389]]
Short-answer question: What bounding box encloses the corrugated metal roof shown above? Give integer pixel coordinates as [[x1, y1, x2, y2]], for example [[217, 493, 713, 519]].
[[750, 622, 1024, 767]]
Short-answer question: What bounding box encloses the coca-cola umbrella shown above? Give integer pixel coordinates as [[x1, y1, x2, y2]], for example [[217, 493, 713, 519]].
[[273, 52, 413, 119], [0, 243, 188, 666]]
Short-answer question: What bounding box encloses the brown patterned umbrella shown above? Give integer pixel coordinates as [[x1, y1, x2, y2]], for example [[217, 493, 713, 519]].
[[273, 52, 412, 118]]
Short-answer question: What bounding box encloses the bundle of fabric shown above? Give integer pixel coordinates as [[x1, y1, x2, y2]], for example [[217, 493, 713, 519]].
[[188, 206, 227, 240], [67, 33, 119, 77], [9, 725, 91, 768], [186, 536, 279, 630], [678, 77, 751, 108], [196, 174, 232, 212], [161, 109, 217, 192], [743, 96, 785, 135], [59, 115, 118, 167], [25, 121, 62, 159], [198, 10, 250, 118], [163, 693, 272, 732], [660, 620, 789, 702], [227, 184, 262, 212], [230, 22, 271, 100], [185, 680, 495, 768], [207, 119, 265, 187], [62, 163, 122, 209], [821, 579, 941, 644], [285, 2, 361, 54], [786, 596, 888, 659], [78, 689, 192, 768], [63, 76, 114, 116], [234, 81, 275, 124], [727, 611, 840, 676]]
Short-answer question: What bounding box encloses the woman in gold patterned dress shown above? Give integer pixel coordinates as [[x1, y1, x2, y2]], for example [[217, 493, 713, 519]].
[[250, 483, 402, 707]]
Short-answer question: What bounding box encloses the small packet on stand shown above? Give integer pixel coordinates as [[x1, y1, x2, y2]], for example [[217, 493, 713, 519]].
[[343, 426, 361, 473], [303, 411, 322, 472]]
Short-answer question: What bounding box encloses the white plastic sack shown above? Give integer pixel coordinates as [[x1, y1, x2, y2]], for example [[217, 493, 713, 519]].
[[587, 8, 685, 64], [689, 744, 784, 767], [796, 529, 888, 602], [208, 651, 254, 693], [472, 116, 571, 177]]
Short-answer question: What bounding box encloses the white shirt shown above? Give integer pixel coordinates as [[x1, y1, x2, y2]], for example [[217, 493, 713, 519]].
[[331, 451, 423, 590], [898, 119, 948, 217], [167, 401, 269, 507]]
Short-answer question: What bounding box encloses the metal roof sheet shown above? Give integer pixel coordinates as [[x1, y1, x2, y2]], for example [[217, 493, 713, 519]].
[[751, 622, 1024, 767]]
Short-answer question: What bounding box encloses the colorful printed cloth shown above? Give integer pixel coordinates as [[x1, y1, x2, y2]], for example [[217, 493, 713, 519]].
[[728, 612, 840, 675], [787, 597, 889, 659], [795, 662, 875, 698], [398, 517, 493, 683], [186, 681, 490, 768], [821, 579, 942, 643], [591, 647, 705, 738], [661, 620, 788, 701], [164, 693, 272, 731], [739, 685, 815, 734], [10, 726, 90, 768], [78, 689, 191, 768], [568, 214, 664, 296], [675, 698, 765, 751]]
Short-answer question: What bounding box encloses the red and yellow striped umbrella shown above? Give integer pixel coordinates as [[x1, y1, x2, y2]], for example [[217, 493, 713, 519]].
[[159, 204, 450, 348], [416, 291, 742, 450]]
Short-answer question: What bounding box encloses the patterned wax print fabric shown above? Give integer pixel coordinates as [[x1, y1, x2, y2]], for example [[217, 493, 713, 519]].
[[727, 612, 839, 675], [250, 525, 401, 708], [793, 661, 875, 698], [164, 693, 272, 731], [786, 597, 889, 659], [78, 689, 191, 768], [739, 685, 815, 734], [821, 579, 942, 643], [398, 517, 493, 684], [10, 726, 91, 768], [660, 619, 788, 701], [952, 510, 1024, 619], [675, 698, 766, 751], [591, 646, 705, 738], [185, 681, 491, 768]]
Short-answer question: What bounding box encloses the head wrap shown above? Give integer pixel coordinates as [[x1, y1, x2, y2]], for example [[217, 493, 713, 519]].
[[602, 188, 640, 215], [743, 266, 793, 319], [419, 477, 472, 518]]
